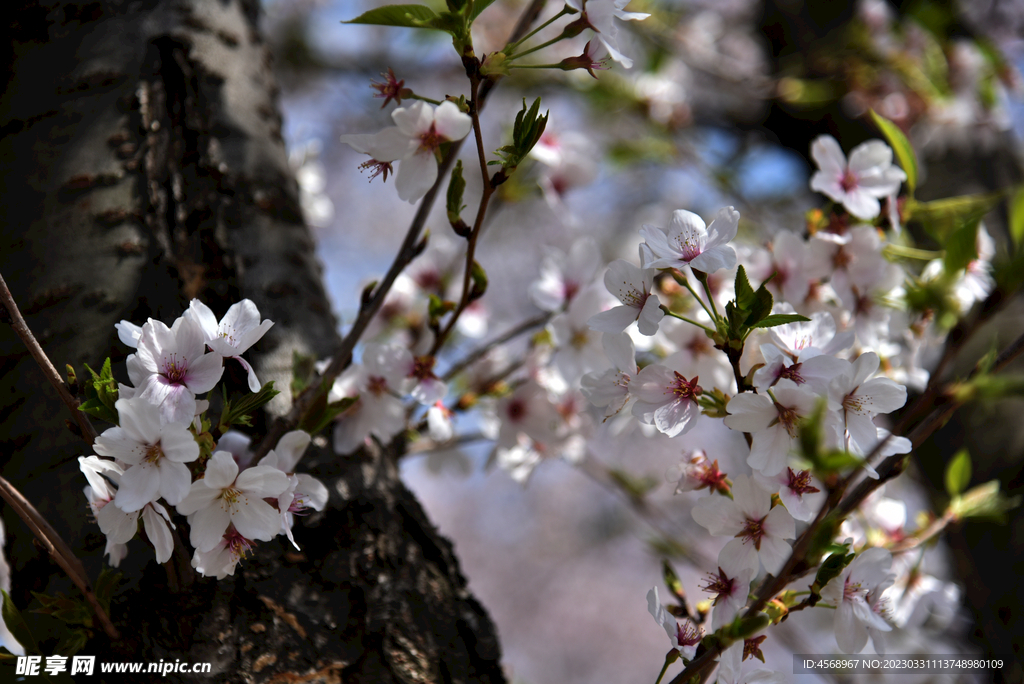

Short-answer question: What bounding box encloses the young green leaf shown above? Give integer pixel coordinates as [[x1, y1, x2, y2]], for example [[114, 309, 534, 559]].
[[1010, 186, 1024, 248], [869, 109, 918, 192], [2, 589, 39, 654], [944, 449, 972, 498], [344, 4, 440, 29], [752, 313, 811, 329]]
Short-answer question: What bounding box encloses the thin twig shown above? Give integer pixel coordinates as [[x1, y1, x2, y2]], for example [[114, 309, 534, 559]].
[[0, 272, 98, 444], [441, 312, 551, 381], [0, 476, 119, 640], [252, 0, 550, 461]]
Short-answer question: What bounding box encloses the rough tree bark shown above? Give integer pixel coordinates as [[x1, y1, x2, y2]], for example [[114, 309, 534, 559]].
[[1, 1, 505, 681]]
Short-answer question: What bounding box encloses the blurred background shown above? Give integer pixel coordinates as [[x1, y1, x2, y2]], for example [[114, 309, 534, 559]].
[[260, 0, 1024, 681]]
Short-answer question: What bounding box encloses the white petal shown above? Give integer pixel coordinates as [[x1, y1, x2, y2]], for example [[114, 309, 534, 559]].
[[811, 135, 847, 176], [142, 505, 174, 563], [433, 101, 472, 141], [395, 152, 438, 203]]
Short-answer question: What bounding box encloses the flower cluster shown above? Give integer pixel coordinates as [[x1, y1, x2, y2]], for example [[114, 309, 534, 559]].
[[80, 301, 327, 579]]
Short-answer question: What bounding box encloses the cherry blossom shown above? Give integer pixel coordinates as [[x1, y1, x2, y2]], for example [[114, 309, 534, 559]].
[[819, 547, 894, 653], [691, 475, 795, 576], [549, 286, 614, 382], [755, 467, 826, 522], [716, 642, 785, 684], [258, 431, 329, 549], [340, 101, 472, 203], [700, 562, 755, 631], [185, 299, 274, 392], [639, 207, 739, 274], [827, 353, 907, 456], [529, 237, 600, 312], [588, 257, 664, 336], [192, 528, 254, 580], [330, 344, 413, 454], [809, 136, 906, 219], [723, 380, 819, 476], [0, 520, 23, 656], [567, 0, 650, 68], [580, 332, 637, 420], [630, 364, 702, 437], [93, 398, 200, 511], [176, 451, 290, 552], [673, 450, 730, 496], [646, 587, 702, 658], [133, 316, 224, 425]]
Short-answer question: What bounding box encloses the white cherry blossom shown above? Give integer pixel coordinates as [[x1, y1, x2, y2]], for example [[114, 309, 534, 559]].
[[191, 528, 254, 580], [567, 0, 650, 68], [717, 642, 785, 684], [580, 332, 637, 420], [133, 316, 224, 425], [630, 364, 702, 437], [529, 237, 600, 312], [176, 451, 290, 552], [810, 136, 906, 219], [330, 344, 413, 454], [93, 398, 199, 511], [588, 257, 664, 335], [646, 587, 702, 658], [699, 560, 755, 631], [828, 353, 907, 456], [185, 299, 274, 392], [723, 380, 819, 476], [819, 547, 894, 653], [640, 207, 739, 274], [691, 475, 795, 576], [340, 101, 472, 202], [755, 467, 826, 522]]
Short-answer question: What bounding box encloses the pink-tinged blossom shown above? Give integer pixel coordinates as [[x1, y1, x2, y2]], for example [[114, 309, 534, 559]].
[[753, 343, 847, 395], [630, 364, 702, 437], [340, 101, 472, 203], [567, 0, 650, 69], [529, 238, 600, 312], [755, 467, 825, 522], [548, 285, 612, 381], [717, 642, 785, 684], [94, 398, 199, 511], [810, 136, 906, 219], [427, 402, 455, 443], [673, 450, 730, 496], [723, 380, 819, 476], [192, 528, 255, 580], [827, 353, 907, 457], [530, 131, 599, 202], [640, 207, 739, 274], [177, 451, 290, 552], [700, 562, 755, 631], [767, 307, 853, 359], [692, 475, 795, 576], [819, 547, 895, 653], [79, 456, 175, 564], [581, 333, 637, 420], [259, 432, 329, 550], [134, 316, 224, 425], [330, 344, 412, 454], [185, 299, 274, 392], [490, 380, 559, 449], [588, 257, 664, 336], [646, 587, 702, 659]]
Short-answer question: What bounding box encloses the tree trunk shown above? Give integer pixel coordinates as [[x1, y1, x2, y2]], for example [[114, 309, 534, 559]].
[[1, 1, 505, 681]]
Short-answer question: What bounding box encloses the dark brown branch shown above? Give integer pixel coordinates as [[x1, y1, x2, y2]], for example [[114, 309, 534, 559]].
[[0, 476, 119, 640], [0, 272, 99, 445]]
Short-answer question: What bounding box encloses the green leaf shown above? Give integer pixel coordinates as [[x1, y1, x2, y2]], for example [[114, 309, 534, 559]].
[[55, 628, 88, 657], [299, 395, 359, 436], [950, 479, 1022, 522], [344, 4, 441, 29], [94, 569, 122, 614], [869, 109, 917, 192], [1009, 186, 1024, 248], [220, 381, 281, 431], [743, 285, 773, 327], [733, 265, 755, 310], [31, 592, 91, 626], [78, 397, 119, 425], [943, 220, 979, 273], [469, 0, 499, 20], [908, 192, 1001, 240], [945, 449, 972, 497], [2, 589, 39, 654], [751, 313, 811, 329]]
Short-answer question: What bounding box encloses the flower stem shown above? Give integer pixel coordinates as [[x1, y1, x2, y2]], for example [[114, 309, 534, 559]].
[[405, 93, 444, 105], [506, 34, 565, 61], [505, 6, 573, 53], [664, 309, 715, 334]]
